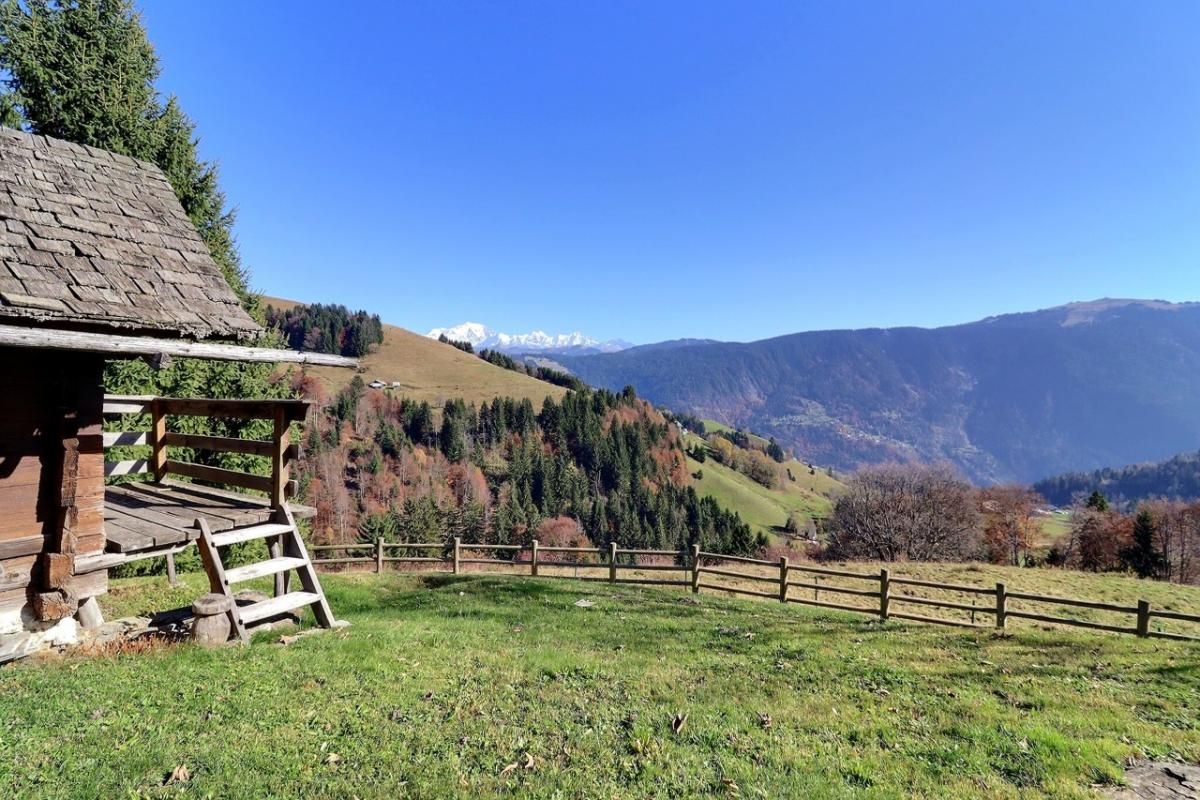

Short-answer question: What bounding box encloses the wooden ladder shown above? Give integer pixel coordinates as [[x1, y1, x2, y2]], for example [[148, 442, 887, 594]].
[[195, 506, 337, 643]]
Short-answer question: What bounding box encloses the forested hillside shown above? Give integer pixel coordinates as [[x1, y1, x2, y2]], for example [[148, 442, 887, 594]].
[[1036, 450, 1200, 508], [266, 303, 383, 357], [297, 378, 764, 557], [560, 299, 1200, 483]]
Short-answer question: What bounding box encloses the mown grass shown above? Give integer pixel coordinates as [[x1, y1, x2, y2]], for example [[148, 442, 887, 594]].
[[2, 570, 1199, 798]]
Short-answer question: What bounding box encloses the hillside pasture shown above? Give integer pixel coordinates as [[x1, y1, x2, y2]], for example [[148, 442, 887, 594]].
[[4, 570, 1197, 798], [263, 297, 564, 408]]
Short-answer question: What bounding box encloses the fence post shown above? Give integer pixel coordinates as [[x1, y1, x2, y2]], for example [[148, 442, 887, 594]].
[[166, 551, 178, 586], [531, 539, 539, 577], [453, 537, 461, 575], [995, 582, 1007, 629], [778, 557, 789, 603], [609, 542, 618, 583], [879, 568, 890, 621], [1136, 599, 1150, 637], [690, 544, 700, 594], [150, 398, 167, 482], [375, 538, 383, 573]]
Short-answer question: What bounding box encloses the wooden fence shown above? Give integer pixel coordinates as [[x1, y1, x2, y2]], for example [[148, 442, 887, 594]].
[[103, 394, 308, 507], [312, 540, 1200, 642]]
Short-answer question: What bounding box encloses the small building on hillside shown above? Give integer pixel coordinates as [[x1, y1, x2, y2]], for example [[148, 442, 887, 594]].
[[0, 128, 353, 661]]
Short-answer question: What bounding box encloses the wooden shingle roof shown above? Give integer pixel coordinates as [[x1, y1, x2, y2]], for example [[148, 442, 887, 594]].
[[0, 128, 260, 340]]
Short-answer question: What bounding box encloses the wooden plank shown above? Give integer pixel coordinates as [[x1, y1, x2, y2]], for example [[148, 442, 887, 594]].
[[889, 611, 984, 629], [787, 596, 877, 615], [891, 594, 994, 614], [239, 591, 319, 625], [225, 556, 306, 583], [102, 431, 149, 447], [162, 432, 273, 457], [697, 582, 778, 599], [165, 460, 272, 493], [0, 535, 44, 560], [106, 485, 237, 532], [697, 565, 779, 584], [889, 577, 997, 595], [102, 398, 152, 416], [115, 483, 262, 528], [102, 523, 155, 553], [0, 326, 357, 367], [698, 551, 776, 567], [1007, 591, 1137, 614], [1149, 608, 1200, 623], [104, 507, 190, 547], [104, 459, 149, 477], [788, 581, 880, 598], [788, 564, 878, 581], [158, 398, 311, 422], [1006, 610, 1137, 635]]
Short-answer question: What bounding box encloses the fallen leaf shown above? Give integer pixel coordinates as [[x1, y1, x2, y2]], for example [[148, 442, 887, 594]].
[[325, 753, 342, 766], [671, 713, 688, 734], [500, 761, 519, 777], [165, 764, 190, 785], [758, 713, 772, 729], [574, 599, 594, 608], [523, 752, 535, 770]]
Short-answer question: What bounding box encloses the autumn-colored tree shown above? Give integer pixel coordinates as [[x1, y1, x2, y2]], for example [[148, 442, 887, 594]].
[[979, 485, 1042, 566]]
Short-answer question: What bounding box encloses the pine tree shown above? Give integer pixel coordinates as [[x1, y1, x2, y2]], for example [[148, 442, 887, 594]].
[[1122, 508, 1164, 579]]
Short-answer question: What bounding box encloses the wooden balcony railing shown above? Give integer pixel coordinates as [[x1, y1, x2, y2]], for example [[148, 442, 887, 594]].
[[102, 395, 310, 507]]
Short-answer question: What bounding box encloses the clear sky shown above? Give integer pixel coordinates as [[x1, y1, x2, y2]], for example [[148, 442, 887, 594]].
[[140, 1, 1199, 345]]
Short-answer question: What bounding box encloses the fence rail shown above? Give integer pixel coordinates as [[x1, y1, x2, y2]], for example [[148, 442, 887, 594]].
[[311, 539, 1200, 642]]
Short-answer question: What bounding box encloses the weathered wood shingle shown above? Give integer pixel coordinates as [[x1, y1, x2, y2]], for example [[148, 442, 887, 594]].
[[0, 128, 260, 339]]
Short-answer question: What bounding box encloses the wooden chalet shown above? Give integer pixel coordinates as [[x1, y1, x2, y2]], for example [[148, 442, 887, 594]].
[[0, 128, 354, 661]]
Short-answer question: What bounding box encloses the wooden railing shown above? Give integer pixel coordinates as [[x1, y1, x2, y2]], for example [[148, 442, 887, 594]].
[[102, 395, 309, 506], [312, 539, 1200, 642]]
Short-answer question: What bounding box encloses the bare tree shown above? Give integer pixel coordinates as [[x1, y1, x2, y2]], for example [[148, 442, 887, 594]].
[[826, 464, 980, 562]]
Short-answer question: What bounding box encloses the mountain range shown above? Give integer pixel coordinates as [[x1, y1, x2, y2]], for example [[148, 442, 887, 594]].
[[555, 299, 1200, 485], [426, 322, 631, 356]]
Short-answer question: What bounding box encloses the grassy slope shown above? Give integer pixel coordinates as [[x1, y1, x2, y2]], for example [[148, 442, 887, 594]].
[[685, 431, 844, 536], [3, 570, 1199, 798], [263, 296, 565, 408]]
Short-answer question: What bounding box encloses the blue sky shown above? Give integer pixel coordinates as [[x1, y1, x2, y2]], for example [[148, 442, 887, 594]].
[[140, 1, 1199, 344]]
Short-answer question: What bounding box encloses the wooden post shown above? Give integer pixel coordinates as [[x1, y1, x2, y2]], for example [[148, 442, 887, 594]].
[[166, 551, 179, 586], [609, 542, 618, 583], [531, 539, 539, 577], [1136, 599, 1150, 638], [778, 557, 789, 603], [995, 582, 1007, 629], [150, 398, 167, 482], [375, 538, 384, 573], [453, 537, 461, 575], [879, 568, 890, 620], [690, 544, 700, 594], [270, 405, 290, 509]]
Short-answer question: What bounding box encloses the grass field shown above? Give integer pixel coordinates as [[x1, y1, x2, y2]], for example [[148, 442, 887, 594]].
[[263, 296, 565, 408], [2, 569, 1198, 798]]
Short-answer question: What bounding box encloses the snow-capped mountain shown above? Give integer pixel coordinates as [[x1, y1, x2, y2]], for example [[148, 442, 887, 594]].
[[426, 322, 631, 355]]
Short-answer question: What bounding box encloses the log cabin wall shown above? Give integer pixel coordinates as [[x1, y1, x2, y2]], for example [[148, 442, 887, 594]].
[[0, 346, 106, 636]]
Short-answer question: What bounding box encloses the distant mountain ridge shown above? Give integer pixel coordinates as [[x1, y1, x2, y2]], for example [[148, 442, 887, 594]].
[[558, 299, 1200, 484], [426, 321, 631, 355], [1035, 449, 1200, 508]]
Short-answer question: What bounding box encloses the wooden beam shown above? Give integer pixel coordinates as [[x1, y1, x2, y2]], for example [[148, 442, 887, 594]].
[[157, 397, 311, 422], [164, 460, 272, 494], [0, 326, 358, 367], [162, 432, 274, 457]]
